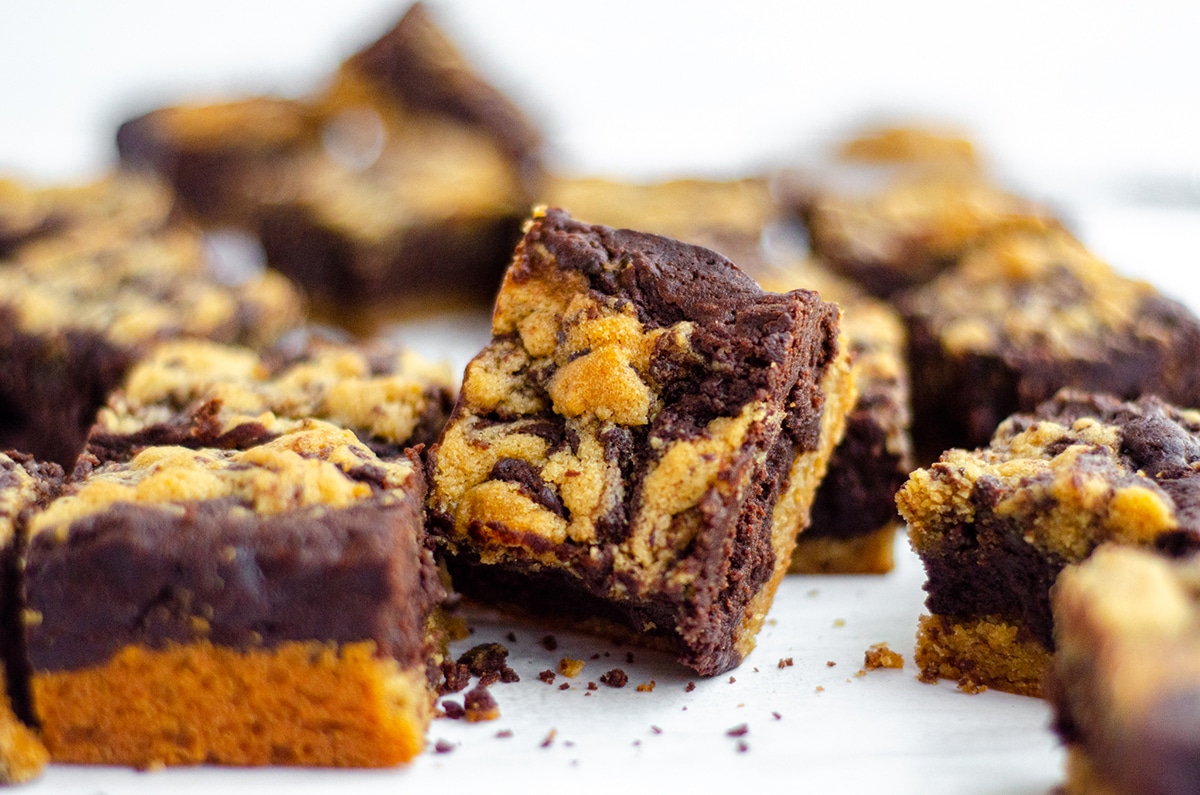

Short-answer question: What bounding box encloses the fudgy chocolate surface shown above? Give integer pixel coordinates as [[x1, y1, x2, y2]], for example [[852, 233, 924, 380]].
[[429, 207, 851, 675], [899, 227, 1200, 458], [86, 335, 454, 463], [0, 176, 303, 466], [758, 256, 911, 572], [898, 390, 1200, 694], [24, 423, 442, 674], [1049, 546, 1200, 795]]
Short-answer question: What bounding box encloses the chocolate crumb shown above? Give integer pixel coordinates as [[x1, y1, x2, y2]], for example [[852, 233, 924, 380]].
[[625, 652, 635, 664], [441, 700, 465, 720], [633, 740, 641, 747], [600, 669, 628, 688], [590, 652, 601, 660], [558, 683, 570, 691], [458, 643, 510, 678], [778, 657, 794, 669], [650, 726, 662, 734], [538, 670, 556, 684], [500, 666, 520, 683], [438, 660, 471, 695], [464, 685, 500, 722], [728, 676, 736, 684], [636, 680, 655, 692], [564, 741, 575, 748], [863, 642, 905, 670], [478, 670, 501, 687], [826, 661, 836, 667], [540, 634, 558, 651], [587, 682, 598, 691], [753, 667, 759, 673], [726, 723, 749, 738], [772, 712, 782, 720], [737, 740, 749, 753], [584, 692, 592, 697], [603, 651, 610, 657], [496, 729, 514, 739], [505, 632, 517, 643], [558, 657, 585, 677], [434, 739, 455, 754], [685, 681, 696, 692], [540, 728, 557, 748]]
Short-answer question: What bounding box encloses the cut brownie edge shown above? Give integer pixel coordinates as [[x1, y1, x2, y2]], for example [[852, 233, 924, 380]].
[[914, 614, 1053, 697]]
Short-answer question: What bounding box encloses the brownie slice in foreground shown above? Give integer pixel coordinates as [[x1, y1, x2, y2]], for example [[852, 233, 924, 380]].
[[899, 227, 1200, 460], [758, 256, 912, 574], [22, 422, 445, 768], [897, 390, 1200, 696], [428, 207, 854, 676], [0, 453, 59, 784], [0, 174, 304, 468], [86, 334, 455, 463], [1048, 545, 1200, 795]]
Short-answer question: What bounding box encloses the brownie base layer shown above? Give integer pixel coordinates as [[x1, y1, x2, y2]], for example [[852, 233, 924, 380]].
[[914, 614, 1053, 696], [33, 639, 431, 768], [790, 524, 896, 575]]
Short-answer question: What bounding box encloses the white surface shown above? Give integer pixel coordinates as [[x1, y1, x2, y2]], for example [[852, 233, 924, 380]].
[[3, 2, 1200, 793]]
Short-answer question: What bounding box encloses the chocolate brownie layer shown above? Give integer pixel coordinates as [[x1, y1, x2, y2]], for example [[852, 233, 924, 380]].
[[899, 227, 1200, 459], [0, 452, 60, 783], [1048, 546, 1200, 795], [758, 256, 911, 574], [23, 422, 445, 767], [86, 335, 454, 463], [898, 390, 1200, 695], [0, 176, 303, 466], [429, 207, 854, 675]]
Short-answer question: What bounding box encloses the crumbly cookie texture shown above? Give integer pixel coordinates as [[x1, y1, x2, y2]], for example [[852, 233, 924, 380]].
[[0, 453, 60, 784], [898, 390, 1200, 696], [87, 336, 455, 462], [428, 207, 854, 676], [900, 227, 1200, 457], [789, 166, 1056, 299], [22, 421, 446, 768], [1048, 546, 1200, 795], [759, 256, 912, 574], [0, 172, 304, 467]]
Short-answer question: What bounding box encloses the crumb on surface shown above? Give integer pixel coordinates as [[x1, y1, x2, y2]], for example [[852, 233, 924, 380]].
[[538, 669, 556, 684], [587, 681, 598, 691], [463, 685, 500, 722], [540, 729, 557, 748], [726, 723, 749, 737], [855, 669, 867, 678], [441, 700, 465, 720], [434, 739, 455, 754], [778, 657, 794, 668], [834, 619, 846, 627], [458, 642, 510, 677], [558, 657, 585, 677], [864, 641, 905, 670], [826, 661, 836, 667], [736, 740, 749, 753], [625, 652, 635, 664], [558, 683, 570, 691], [505, 631, 517, 643], [600, 668, 628, 688], [650, 726, 662, 735], [438, 660, 471, 695], [815, 686, 825, 693], [636, 680, 655, 692], [540, 634, 558, 651], [496, 729, 514, 739], [685, 681, 696, 692], [728, 676, 736, 684], [772, 712, 782, 720]]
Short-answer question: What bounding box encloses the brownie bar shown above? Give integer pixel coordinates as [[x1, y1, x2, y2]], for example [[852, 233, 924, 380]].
[[86, 334, 455, 463], [898, 390, 1200, 696], [0, 453, 59, 784], [118, 3, 540, 325], [22, 422, 445, 768], [0, 174, 304, 467], [899, 226, 1200, 459], [1048, 546, 1200, 795], [428, 207, 854, 676], [781, 158, 1055, 299], [758, 255, 912, 574]]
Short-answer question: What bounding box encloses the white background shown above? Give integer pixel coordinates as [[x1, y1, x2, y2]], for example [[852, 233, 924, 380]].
[[2, 2, 1199, 793]]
